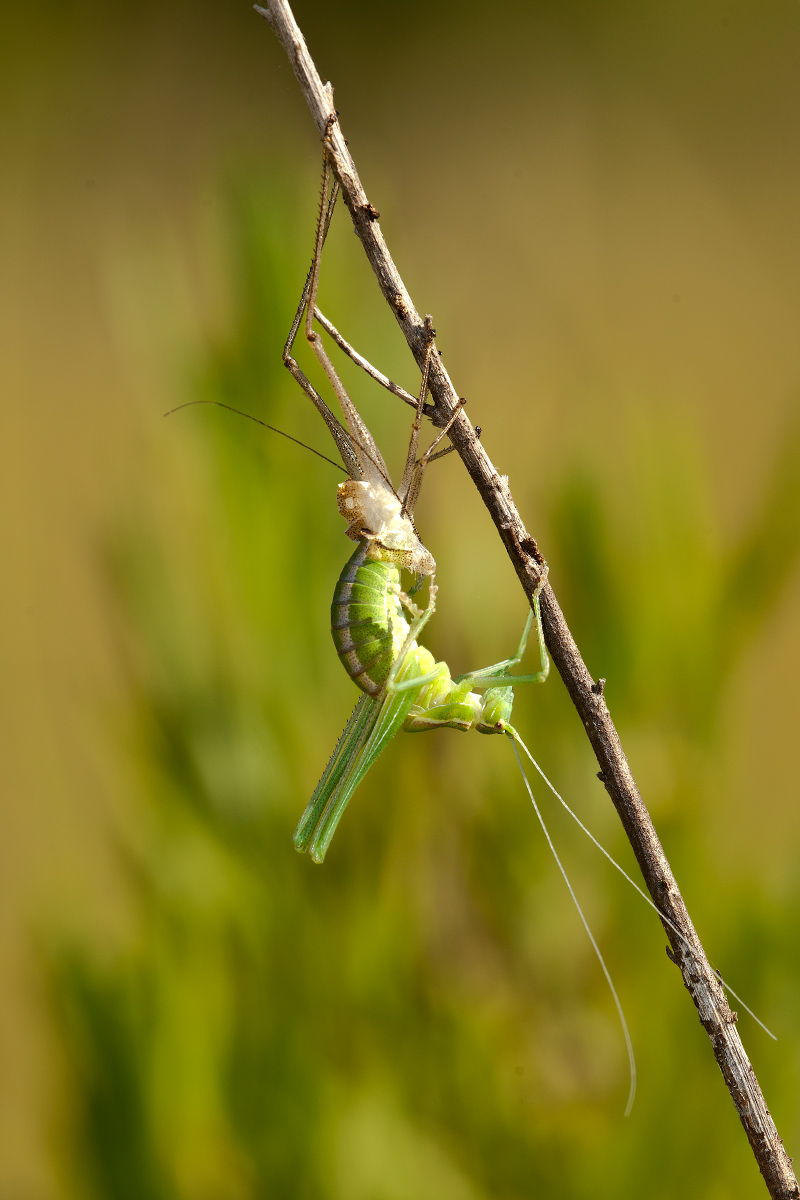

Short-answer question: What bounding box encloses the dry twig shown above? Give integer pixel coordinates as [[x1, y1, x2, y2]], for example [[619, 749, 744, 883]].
[[255, 3, 797, 1195]]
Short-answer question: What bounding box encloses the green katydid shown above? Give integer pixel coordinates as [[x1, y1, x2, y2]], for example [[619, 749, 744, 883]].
[[166, 154, 775, 1117], [164, 148, 775, 1116]]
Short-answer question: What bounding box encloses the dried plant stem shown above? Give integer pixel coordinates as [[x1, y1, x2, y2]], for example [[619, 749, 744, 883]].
[[256, 3, 797, 1195]]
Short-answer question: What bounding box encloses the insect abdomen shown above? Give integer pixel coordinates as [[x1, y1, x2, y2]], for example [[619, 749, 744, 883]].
[[331, 542, 405, 696]]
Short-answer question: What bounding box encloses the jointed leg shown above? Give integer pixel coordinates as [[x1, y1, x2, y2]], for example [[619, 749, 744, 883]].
[[282, 142, 467, 502], [453, 599, 550, 688], [312, 309, 421, 410], [397, 316, 437, 509], [301, 141, 391, 481], [398, 317, 468, 517], [402, 396, 466, 517], [384, 580, 445, 695], [279, 156, 367, 477], [280, 145, 391, 483], [312, 306, 469, 499], [283, 165, 338, 367]]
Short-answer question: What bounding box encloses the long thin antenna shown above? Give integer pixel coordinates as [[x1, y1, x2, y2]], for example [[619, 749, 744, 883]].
[[509, 738, 637, 1117], [511, 735, 776, 1041], [164, 400, 343, 471]]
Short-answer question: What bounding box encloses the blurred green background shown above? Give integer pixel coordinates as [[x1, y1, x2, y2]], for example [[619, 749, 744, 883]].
[[2, 1, 800, 1197]]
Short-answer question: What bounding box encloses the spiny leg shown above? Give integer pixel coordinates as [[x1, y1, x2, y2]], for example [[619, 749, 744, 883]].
[[284, 146, 469, 506], [301, 136, 391, 482], [279, 155, 365, 478], [283, 160, 338, 367], [280, 145, 397, 489]]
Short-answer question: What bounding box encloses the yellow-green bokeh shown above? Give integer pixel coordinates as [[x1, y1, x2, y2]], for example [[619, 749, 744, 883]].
[[2, 2, 800, 1197]]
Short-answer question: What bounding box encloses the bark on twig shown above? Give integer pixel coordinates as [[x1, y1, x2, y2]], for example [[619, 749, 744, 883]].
[[256, 3, 797, 1195]]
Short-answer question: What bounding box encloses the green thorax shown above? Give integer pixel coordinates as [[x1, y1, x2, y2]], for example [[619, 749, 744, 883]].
[[331, 541, 411, 697]]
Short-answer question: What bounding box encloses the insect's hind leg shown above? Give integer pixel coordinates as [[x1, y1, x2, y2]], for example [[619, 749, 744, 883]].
[[280, 142, 392, 482], [296, 138, 396, 481], [283, 148, 339, 368], [278, 151, 368, 477]]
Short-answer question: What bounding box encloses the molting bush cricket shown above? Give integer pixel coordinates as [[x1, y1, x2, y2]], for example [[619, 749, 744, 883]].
[[271, 143, 778, 1114]]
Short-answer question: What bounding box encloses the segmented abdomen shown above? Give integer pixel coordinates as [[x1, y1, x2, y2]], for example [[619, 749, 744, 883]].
[[331, 541, 405, 696]]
